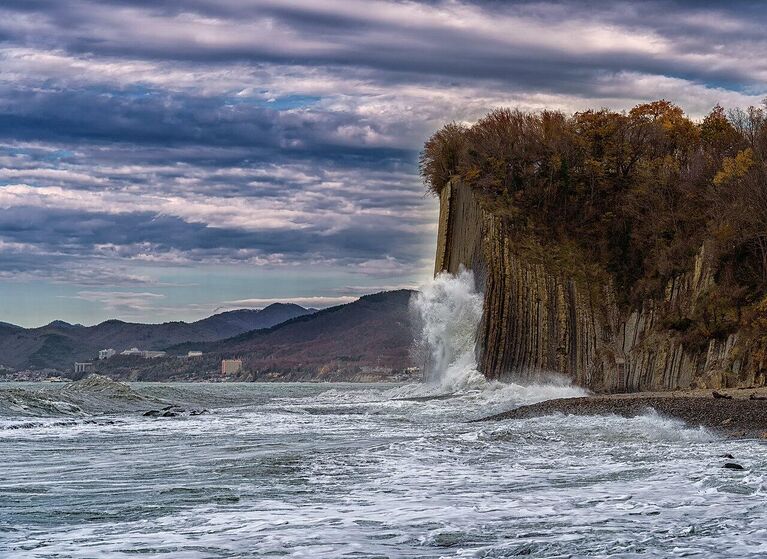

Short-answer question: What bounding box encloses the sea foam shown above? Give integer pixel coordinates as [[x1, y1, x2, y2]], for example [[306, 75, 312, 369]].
[[398, 268, 586, 410]]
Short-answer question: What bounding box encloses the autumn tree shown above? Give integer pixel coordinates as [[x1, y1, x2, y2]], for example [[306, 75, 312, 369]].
[[420, 99, 767, 310]]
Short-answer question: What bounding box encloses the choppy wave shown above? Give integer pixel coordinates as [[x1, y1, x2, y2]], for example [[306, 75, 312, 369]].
[[4, 273, 764, 557], [2, 382, 762, 559], [483, 410, 717, 444], [0, 374, 165, 419], [0, 388, 85, 417]]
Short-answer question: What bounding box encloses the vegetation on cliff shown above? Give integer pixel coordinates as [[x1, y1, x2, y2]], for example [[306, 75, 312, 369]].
[[421, 100, 767, 349]]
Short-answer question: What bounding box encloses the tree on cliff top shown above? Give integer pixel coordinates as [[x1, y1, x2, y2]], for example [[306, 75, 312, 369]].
[[419, 121, 467, 196], [421, 100, 767, 335]]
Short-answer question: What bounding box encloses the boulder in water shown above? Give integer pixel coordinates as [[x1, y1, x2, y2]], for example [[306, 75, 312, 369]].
[[143, 410, 162, 417], [723, 462, 745, 470]]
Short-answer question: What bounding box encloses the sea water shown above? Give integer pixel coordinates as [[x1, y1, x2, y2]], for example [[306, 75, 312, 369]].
[[1, 271, 767, 558]]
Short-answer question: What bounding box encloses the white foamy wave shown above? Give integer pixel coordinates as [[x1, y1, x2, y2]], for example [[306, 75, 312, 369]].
[[403, 268, 586, 411], [459, 378, 587, 410], [384, 375, 586, 409], [410, 267, 483, 389], [487, 410, 716, 444], [4, 382, 764, 558]]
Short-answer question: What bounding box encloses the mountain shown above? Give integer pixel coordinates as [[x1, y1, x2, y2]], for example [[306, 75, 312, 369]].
[[0, 303, 313, 370], [214, 290, 415, 373], [45, 320, 76, 329], [103, 290, 417, 381], [192, 304, 311, 339]]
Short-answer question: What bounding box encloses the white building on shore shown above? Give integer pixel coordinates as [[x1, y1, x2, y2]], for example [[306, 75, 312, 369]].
[[98, 348, 116, 360], [120, 347, 166, 359]]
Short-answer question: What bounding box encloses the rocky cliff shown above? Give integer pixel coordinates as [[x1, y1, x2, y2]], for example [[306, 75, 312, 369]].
[[436, 179, 767, 392]]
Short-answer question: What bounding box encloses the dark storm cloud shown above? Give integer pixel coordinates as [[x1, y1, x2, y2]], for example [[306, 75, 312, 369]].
[[0, 0, 766, 300], [0, 86, 407, 155], [0, 203, 428, 267], [2, 1, 766, 90]]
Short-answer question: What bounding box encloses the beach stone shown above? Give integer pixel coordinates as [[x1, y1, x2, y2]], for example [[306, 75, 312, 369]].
[[712, 391, 733, 400], [723, 462, 745, 470]]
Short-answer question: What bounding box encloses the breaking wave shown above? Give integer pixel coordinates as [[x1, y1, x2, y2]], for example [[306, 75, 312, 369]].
[[0, 389, 84, 418], [402, 268, 586, 408], [410, 267, 484, 390], [0, 374, 165, 420]]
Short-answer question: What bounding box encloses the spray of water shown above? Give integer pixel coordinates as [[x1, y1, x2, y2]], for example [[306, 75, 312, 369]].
[[403, 268, 587, 408], [410, 267, 485, 390]]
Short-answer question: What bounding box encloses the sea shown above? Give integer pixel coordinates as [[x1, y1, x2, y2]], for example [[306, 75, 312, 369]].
[[1, 271, 766, 558]]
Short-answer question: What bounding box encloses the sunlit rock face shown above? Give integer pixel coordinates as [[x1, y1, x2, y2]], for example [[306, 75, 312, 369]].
[[435, 180, 765, 392]]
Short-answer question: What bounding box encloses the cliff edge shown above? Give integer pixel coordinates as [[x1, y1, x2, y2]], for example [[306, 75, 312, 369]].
[[426, 101, 767, 392]]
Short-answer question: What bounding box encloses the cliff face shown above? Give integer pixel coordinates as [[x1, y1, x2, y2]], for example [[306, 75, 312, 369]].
[[436, 180, 766, 392]]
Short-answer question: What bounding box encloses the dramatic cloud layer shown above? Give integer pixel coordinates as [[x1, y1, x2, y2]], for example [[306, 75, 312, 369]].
[[1, 0, 765, 325]]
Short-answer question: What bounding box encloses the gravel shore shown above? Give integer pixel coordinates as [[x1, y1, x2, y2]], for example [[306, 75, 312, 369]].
[[481, 388, 767, 439]]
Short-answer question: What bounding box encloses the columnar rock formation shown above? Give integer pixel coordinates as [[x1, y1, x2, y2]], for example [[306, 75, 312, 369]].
[[436, 180, 766, 392]]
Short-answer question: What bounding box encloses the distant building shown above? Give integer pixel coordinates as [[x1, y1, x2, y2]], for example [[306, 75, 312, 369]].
[[120, 347, 166, 359], [187, 351, 203, 358], [221, 359, 242, 375], [74, 362, 95, 374], [98, 348, 116, 360]]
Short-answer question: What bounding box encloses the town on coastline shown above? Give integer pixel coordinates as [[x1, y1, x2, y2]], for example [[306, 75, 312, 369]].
[[2, 348, 244, 383]]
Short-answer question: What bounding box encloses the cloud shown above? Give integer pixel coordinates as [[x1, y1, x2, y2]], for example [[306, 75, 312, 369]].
[[0, 0, 766, 323], [71, 290, 165, 312]]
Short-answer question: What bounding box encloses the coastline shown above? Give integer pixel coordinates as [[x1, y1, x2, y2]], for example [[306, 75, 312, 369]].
[[481, 387, 767, 439]]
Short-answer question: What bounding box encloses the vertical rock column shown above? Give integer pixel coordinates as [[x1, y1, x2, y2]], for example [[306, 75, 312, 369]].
[[432, 179, 757, 391]]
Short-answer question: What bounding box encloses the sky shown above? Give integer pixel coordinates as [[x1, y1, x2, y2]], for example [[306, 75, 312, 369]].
[[1, 0, 766, 327]]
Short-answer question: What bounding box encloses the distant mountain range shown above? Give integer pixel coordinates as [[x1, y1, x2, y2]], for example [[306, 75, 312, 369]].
[[0, 303, 313, 370], [98, 290, 417, 381]]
